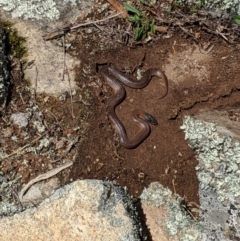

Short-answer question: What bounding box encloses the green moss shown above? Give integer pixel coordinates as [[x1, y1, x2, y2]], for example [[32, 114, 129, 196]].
[[0, 20, 27, 60]]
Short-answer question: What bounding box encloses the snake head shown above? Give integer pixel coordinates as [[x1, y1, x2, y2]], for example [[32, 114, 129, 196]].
[[145, 113, 158, 125]]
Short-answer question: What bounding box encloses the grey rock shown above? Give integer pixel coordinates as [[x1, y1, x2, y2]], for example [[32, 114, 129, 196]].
[[140, 182, 202, 241], [181, 111, 240, 240], [174, 0, 240, 16], [0, 27, 10, 111], [0, 176, 22, 218], [0, 180, 143, 241], [0, 0, 98, 95], [0, 0, 96, 22], [10, 112, 28, 127], [205, 0, 240, 16]]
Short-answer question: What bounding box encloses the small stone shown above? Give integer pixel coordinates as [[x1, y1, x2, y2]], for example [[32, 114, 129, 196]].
[[55, 138, 67, 150], [10, 113, 28, 127], [2, 127, 14, 138], [138, 172, 145, 180]]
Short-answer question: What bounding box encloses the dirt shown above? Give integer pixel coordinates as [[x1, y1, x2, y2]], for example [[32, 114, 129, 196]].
[[1, 12, 240, 213], [68, 29, 240, 205]]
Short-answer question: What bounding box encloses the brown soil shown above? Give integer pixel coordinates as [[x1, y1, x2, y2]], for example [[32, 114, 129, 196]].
[[1, 13, 240, 212], [69, 30, 240, 205]]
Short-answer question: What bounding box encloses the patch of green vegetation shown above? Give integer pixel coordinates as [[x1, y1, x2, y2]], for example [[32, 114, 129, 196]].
[[124, 3, 155, 41], [0, 20, 27, 59], [232, 15, 240, 24]]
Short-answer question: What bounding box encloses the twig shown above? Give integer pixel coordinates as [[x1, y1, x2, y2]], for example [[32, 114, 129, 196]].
[[218, 32, 229, 42], [70, 12, 123, 31], [19, 161, 73, 203], [42, 12, 123, 41], [59, 33, 75, 119], [172, 40, 176, 54], [177, 24, 198, 42], [109, 137, 124, 160], [93, 23, 106, 33], [172, 178, 176, 194], [62, 35, 66, 81], [65, 59, 75, 119], [23, 60, 38, 101], [18, 92, 25, 105], [33, 64, 38, 101], [184, 205, 197, 221], [164, 10, 239, 44], [202, 26, 232, 43], [45, 109, 59, 123]]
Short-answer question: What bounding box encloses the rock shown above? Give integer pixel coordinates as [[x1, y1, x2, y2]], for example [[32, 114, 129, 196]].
[[0, 0, 60, 20], [0, 27, 10, 111], [0, 0, 97, 96], [181, 109, 240, 240], [10, 112, 28, 127], [0, 176, 20, 217], [0, 0, 96, 22], [204, 0, 240, 16], [0, 180, 143, 241], [16, 20, 80, 95], [140, 182, 202, 241], [173, 0, 240, 16]]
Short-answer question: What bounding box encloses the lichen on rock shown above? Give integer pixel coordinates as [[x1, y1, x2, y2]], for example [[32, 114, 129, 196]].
[[174, 0, 240, 15], [205, 0, 240, 16], [181, 116, 240, 202], [181, 115, 240, 240], [140, 182, 202, 241], [0, 0, 60, 20]]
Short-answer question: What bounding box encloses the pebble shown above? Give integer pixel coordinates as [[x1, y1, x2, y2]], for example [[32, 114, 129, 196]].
[[10, 113, 28, 127]]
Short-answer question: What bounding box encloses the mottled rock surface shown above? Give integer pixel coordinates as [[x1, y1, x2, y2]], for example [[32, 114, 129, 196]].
[[205, 0, 240, 15], [140, 182, 202, 241], [176, 0, 240, 15], [0, 180, 143, 241], [181, 110, 240, 240], [0, 0, 98, 95]]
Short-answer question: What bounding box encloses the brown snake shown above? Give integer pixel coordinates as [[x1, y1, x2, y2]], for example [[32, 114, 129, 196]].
[[100, 65, 168, 149]]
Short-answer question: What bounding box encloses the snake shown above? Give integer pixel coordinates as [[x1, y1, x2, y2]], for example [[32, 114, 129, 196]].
[[100, 65, 168, 149]]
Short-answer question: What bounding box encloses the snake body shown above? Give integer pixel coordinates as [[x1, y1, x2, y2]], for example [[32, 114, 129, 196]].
[[100, 66, 168, 149]]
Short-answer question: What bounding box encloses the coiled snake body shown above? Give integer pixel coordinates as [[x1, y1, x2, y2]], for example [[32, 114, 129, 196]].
[[100, 66, 168, 149]]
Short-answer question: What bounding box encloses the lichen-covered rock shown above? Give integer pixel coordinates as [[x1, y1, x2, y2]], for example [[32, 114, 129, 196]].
[[0, 0, 96, 21], [0, 27, 9, 111], [0, 0, 97, 95], [174, 0, 240, 16], [205, 0, 240, 16], [0, 176, 20, 217], [140, 182, 202, 241], [0, 0, 60, 20], [181, 115, 240, 240], [0, 180, 143, 241]]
